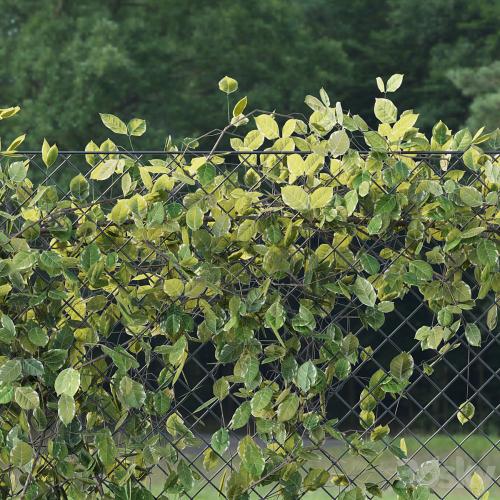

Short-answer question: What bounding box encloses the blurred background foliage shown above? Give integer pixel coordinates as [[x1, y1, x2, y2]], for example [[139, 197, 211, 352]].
[[0, 0, 499, 150]]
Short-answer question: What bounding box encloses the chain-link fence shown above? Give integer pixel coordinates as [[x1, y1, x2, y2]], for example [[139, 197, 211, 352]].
[[1, 146, 499, 499]]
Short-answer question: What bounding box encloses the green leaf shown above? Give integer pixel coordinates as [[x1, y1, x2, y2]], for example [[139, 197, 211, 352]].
[[163, 278, 184, 298], [229, 401, 251, 429], [237, 354, 259, 385], [178, 459, 194, 492], [110, 199, 130, 225], [0, 315, 16, 344], [80, 243, 101, 271], [213, 378, 230, 400], [212, 213, 231, 237], [360, 254, 380, 275], [169, 336, 188, 366], [54, 368, 80, 397], [334, 358, 351, 380], [487, 305, 498, 331], [408, 260, 433, 281], [304, 468, 330, 491], [192, 395, 215, 414], [367, 214, 383, 235], [476, 239, 498, 267], [22, 359, 44, 379], [127, 118, 146, 136], [197, 163, 216, 186], [277, 393, 299, 422], [0, 359, 22, 383], [310, 186, 333, 209], [119, 376, 146, 409], [211, 428, 229, 455], [236, 219, 255, 241], [100, 113, 128, 134], [344, 190, 358, 216], [265, 300, 286, 331], [58, 394, 76, 425], [371, 424, 390, 441], [465, 324, 481, 347], [251, 386, 273, 413], [415, 326, 442, 350], [374, 98, 397, 123], [457, 401, 475, 425], [14, 386, 39, 410], [10, 441, 33, 467], [42, 349, 67, 371], [0, 385, 13, 404], [390, 352, 414, 381], [364, 131, 388, 151], [238, 435, 265, 479], [96, 428, 117, 467], [8, 161, 28, 182], [386, 73, 404, 92], [329, 129, 350, 157], [296, 360, 317, 393], [218, 76, 238, 94], [459, 186, 483, 207], [352, 276, 376, 307], [101, 346, 139, 373], [263, 246, 289, 275], [281, 185, 309, 211], [433, 121, 448, 145], [186, 205, 203, 230]]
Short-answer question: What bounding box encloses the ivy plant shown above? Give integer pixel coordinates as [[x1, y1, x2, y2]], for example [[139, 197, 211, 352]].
[[0, 76, 498, 499]]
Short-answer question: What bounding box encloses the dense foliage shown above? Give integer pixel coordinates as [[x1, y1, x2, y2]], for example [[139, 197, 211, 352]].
[[0, 76, 498, 499], [0, 0, 499, 149]]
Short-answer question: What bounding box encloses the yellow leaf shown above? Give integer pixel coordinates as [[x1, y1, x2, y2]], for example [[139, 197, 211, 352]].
[[255, 114, 279, 140], [110, 200, 130, 225], [218, 76, 238, 94], [390, 113, 419, 141], [6, 134, 26, 152], [91, 159, 124, 180], [287, 154, 306, 183], [0, 105, 20, 119], [310, 186, 333, 209], [386, 73, 404, 92], [282, 119, 296, 138], [233, 96, 247, 117], [374, 98, 397, 124], [399, 438, 407, 457], [163, 278, 184, 298], [470, 472, 484, 497], [281, 185, 309, 212]]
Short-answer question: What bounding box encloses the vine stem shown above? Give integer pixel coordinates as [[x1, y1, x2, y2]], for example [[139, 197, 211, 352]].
[[19, 425, 45, 499]]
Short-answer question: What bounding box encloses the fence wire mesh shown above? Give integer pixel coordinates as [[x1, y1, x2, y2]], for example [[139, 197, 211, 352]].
[[1, 145, 499, 499]]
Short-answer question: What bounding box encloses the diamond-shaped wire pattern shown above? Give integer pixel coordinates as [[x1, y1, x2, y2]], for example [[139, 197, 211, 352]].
[[1, 145, 498, 499]]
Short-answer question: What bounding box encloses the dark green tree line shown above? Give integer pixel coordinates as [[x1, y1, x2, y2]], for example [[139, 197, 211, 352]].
[[0, 0, 498, 149]]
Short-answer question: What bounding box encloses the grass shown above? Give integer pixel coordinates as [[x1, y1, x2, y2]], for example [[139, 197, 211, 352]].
[[143, 433, 499, 499]]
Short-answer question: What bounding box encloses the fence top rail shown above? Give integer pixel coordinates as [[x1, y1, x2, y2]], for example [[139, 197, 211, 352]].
[[9, 149, 500, 155]]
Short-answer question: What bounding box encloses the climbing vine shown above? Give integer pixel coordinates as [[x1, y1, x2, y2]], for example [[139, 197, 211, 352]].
[[0, 75, 498, 499]]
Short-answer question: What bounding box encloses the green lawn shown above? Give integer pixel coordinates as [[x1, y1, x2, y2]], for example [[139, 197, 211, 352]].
[[144, 433, 499, 499]]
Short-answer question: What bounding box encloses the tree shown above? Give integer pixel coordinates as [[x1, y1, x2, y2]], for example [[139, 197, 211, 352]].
[[0, 0, 351, 149], [449, 61, 500, 132]]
